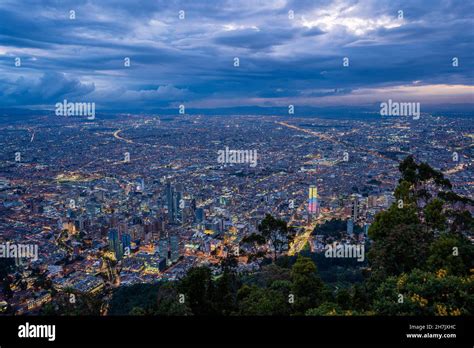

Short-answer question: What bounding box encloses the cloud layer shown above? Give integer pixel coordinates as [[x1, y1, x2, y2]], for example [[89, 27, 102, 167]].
[[0, 0, 472, 112]]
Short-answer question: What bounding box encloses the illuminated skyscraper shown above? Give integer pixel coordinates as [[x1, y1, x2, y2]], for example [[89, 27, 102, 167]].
[[347, 219, 354, 235], [158, 238, 169, 260], [170, 235, 179, 262], [351, 194, 360, 222], [308, 185, 319, 216], [166, 182, 183, 224], [121, 233, 131, 254], [108, 229, 123, 260]]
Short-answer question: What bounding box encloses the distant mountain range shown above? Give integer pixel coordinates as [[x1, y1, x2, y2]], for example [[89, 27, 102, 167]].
[[0, 104, 472, 123]]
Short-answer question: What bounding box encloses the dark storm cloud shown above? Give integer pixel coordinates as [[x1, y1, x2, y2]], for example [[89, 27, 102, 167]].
[[0, 0, 472, 110]]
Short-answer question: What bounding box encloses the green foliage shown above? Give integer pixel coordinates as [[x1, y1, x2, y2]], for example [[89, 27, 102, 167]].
[[42, 292, 102, 316], [306, 302, 341, 316], [290, 256, 325, 314], [394, 180, 415, 206], [351, 284, 371, 312], [179, 267, 215, 315], [427, 234, 474, 276], [237, 285, 290, 315], [368, 221, 433, 281], [212, 270, 240, 315], [108, 283, 161, 315], [258, 214, 294, 260], [245, 263, 291, 288], [447, 210, 474, 235], [373, 269, 473, 315], [335, 288, 352, 310], [155, 282, 192, 316], [312, 218, 363, 238], [368, 156, 471, 285], [424, 198, 446, 230], [399, 156, 452, 189], [368, 204, 420, 240]]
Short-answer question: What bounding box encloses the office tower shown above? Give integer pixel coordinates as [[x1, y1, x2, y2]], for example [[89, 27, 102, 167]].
[[347, 219, 354, 235], [158, 238, 169, 260], [308, 185, 319, 216], [219, 196, 227, 206], [174, 190, 183, 223], [368, 195, 377, 208], [121, 233, 131, 254], [351, 194, 359, 222], [195, 207, 205, 223], [166, 182, 184, 225], [166, 182, 183, 224], [166, 182, 175, 223], [74, 218, 85, 233], [108, 229, 123, 260], [170, 235, 179, 262]]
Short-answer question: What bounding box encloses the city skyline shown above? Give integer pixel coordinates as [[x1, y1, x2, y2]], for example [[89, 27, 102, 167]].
[[0, 2, 472, 345]]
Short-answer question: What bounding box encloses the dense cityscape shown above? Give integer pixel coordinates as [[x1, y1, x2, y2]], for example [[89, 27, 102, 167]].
[[0, 112, 472, 315]]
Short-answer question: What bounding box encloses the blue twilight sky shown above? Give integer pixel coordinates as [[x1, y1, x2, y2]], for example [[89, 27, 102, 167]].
[[0, 0, 473, 112]]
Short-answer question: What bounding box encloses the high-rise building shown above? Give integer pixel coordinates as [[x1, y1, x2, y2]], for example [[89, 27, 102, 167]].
[[195, 208, 205, 223], [347, 219, 354, 235], [170, 235, 179, 262], [166, 182, 174, 223], [108, 229, 123, 260], [166, 183, 184, 224], [158, 238, 169, 260], [308, 185, 319, 216], [351, 194, 360, 222], [174, 190, 183, 223], [121, 233, 131, 254]]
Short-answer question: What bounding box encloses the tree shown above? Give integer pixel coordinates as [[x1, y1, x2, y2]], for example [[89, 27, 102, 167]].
[[368, 204, 420, 240], [373, 269, 473, 315], [424, 198, 446, 231], [290, 256, 325, 314], [240, 233, 266, 259], [336, 288, 351, 310], [129, 306, 147, 316], [247, 263, 291, 288], [212, 269, 239, 315], [42, 292, 103, 316], [0, 258, 15, 298], [155, 282, 192, 316], [258, 214, 294, 260], [447, 210, 473, 235], [351, 284, 371, 312], [394, 180, 416, 206], [367, 156, 467, 283], [108, 283, 161, 315], [368, 222, 433, 281], [427, 234, 474, 276], [237, 285, 290, 316], [178, 267, 215, 315]]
